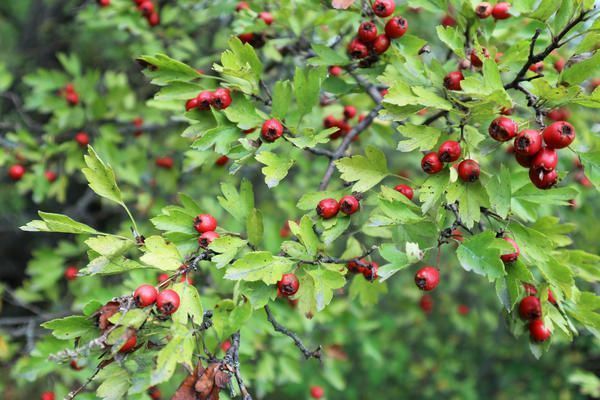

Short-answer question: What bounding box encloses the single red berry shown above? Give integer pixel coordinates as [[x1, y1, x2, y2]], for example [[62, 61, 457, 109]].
[[475, 2, 492, 18], [515, 152, 534, 168], [547, 108, 570, 121], [236, 2, 250, 11], [148, 386, 161, 400], [519, 296, 542, 320], [97, 0, 110, 6], [358, 21, 378, 43], [316, 198, 340, 219], [329, 66, 343, 76], [531, 148, 558, 172], [470, 48, 490, 68], [543, 121, 575, 149], [457, 304, 470, 315], [489, 116, 518, 142], [362, 261, 379, 281], [523, 283, 538, 296], [310, 385, 325, 399], [343, 105, 357, 120], [75, 132, 90, 147], [500, 237, 519, 263], [155, 156, 174, 169], [8, 164, 25, 181], [394, 184, 414, 200], [45, 170, 57, 183], [198, 231, 220, 247], [158, 273, 169, 283], [238, 32, 255, 44], [196, 91, 215, 110], [438, 140, 461, 162], [138, 1, 154, 16], [443, 71, 464, 91], [347, 38, 369, 59], [339, 195, 360, 215], [553, 58, 565, 72], [529, 167, 558, 189], [64, 266, 78, 281], [133, 284, 158, 307], [548, 289, 557, 305], [323, 115, 337, 128], [441, 14, 456, 27], [147, 12, 160, 26], [118, 333, 137, 353], [372, 34, 391, 54], [529, 62, 544, 74], [156, 289, 180, 315], [261, 118, 284, 142], [258, 11, 274, 25], [421, 152, 444, 174], [185, 97, 199, 111], [70, 360, 83, 371], [279, 221, 291, 238], [529, 319, 551, 342], [514, 130, 542, 156], [385, 16, 408, 39], [415, 266, 440, 291], [41, 392, 55, 400], [277, 273, 299, 297], [215, 155, 229, 166], [65, 91, 79, 106], [194, 214, 217, 233], [457, 159, 480, 182], [211, 88, 232, 110], [220, 340, 232, 352], [419, 294, 433, 314], [492, 2, 511, 20], [372, 0, 395, 18]]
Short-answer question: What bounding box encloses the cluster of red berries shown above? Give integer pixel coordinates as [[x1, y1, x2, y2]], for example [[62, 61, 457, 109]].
[[421, 140, 481, 183], [131, 0, 160, 27], [236, 2, 273, 47], [60, 83, 79, 106], [260, 118, 284, 142], [185, 87, 232, 112], [474, 2, 512, 20], [491, 116, 576, 189], [347, 258, 379, 281], [277, 273, 299, 297], [194, 213, 220, 247], [347, 0, 408, 60], [316, 195, 360, 219], [414, 266, 440, 291], [518, 284, 555, 342], [133, 284, 181, 315], [323, 106, 363, 140]]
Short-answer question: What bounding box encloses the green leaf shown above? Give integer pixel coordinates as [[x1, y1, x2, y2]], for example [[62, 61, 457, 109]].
[[222, 92, 264, 129], [239, 281, 277, 309], [348, 274, 387, 306], [289, 216, 320, 257], [485, 165, 511, 219], [138, 54, 200, 85], [140, 236, 182, 271], [396, 124, 442, 152], [271, 81, 293, 119], [294, 66, 326, 117], [213, 37, 263, 95], [255, 151, 294, 188], [246, 208, 264, 247], [21, 212, 99, 234], [150, 327, 195, 385], [456, 231, 506, 281], [307, 269, 345, 311], [82, 146, 123, 205], [526, 0, 562, 21], [108, 309, 148, 329], [321, 217, 351, 246], [209, 236, 248, 268], [446, 181, 489, 229], [225, 252, 294, 284], [578, 151, 599, 190], [308, 44, 348, 66], [562, 52, 600, 85], [377, 244, 411, 281], [172, 283, 204, 325], [41, 316, 95, 340], [335, 145, 389, 192], [218, 179, 254, 222], [96, 364, 131, 400], [436, 25, 465, 58], [537, 259, 575, 298], [419, 170, 450, 213]]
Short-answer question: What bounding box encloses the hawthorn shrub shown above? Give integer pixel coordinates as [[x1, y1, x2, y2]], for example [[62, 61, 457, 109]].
[[1, 0, 600, 399]]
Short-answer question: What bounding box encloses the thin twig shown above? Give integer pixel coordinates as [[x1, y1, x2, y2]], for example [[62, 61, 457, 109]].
[[264, 305, 321, 360]]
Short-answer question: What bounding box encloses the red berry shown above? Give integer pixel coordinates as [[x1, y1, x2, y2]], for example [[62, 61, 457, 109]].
[[519, 296, 542, 320], [155, 156, 174, 169], [529, 62, 544, 74], [261, 118, 284, 142], [514, 130, 542, 156], [158, 273, 169, 283], [362, 261, 379, 281], [310, 385, 325, 399], [316, 198, 340, 219], [415, 266, 440, 291], [548, 289, 557, 305], [385, 16, 408, 39], [148, 386, 161, 400], [489, 117, 518, 142], [238, 33, 255, 44], [372, 34, 391, 54], [443, 71, 464, 90], [194, 214, 218, 233], [457, 304, 470, 315], [523, 283, 538, 296], [70, 360, 83, 370], [133, 117, 143, 127], [329, 66, 343, 76], [147, 11, 160, 26], [65, 91, 79, 106], [515, 152, 534, 168], [323, 115, 337, 128], [531, 148, 558, 172], [343, 105, 357, 120], [547, 108, 570, 121], [529, 319, 551, 342], [543, 121, 575, 149], [220, 340, 232, 352], [97, 0, 110, 6], [41, 392, 55, 400], [475, 2, 492, 18], [529, 167, 558, 189], [211, 88, 232, 110], [236, 2, 250, 12], [258, 11, 274, 25], [8, 164, 25, 181], [198, 231, 220, 247], [394, 184, 414, 200], [492, 2, 511, 20], [119, 333, 137, 353], [500, 237, 519, 263], [138, 1, 154, 16], [64, 266, 78, 281], [339, 195, 360, 215], [372, 0, 395, 18], [75, 132, 90, 147], [358, 21, 378, 43], [553, 58, 565, 73], [421, 152, 444, 174], [438, 140, 461, 162], [441, 14, 456, 27], [347, 258, 367, 274], [215, 155, 229, 166], [419, 294, 433, 314], [185, 97, 199, 111], [277, 273, 299, 297], [470, 48, 490, 68], [196, 91, 215, 110], [45, 170, 57, 182], [457, 159, 480, 182], [156, 289, 180, 315], [133, 284, 158, 307], [347, 38, 369, 59]]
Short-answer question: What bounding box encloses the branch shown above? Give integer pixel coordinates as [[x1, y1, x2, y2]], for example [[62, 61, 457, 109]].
[[225, 332, 253, 400], [263, 305, 321, 360], [445, 203, 474, 234]]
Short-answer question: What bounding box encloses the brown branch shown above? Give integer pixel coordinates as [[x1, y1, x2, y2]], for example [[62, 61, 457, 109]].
[[264, 305, 321, 360], [225, 332, 253, 400]]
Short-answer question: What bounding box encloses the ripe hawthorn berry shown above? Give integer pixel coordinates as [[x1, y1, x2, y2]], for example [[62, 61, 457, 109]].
[[197, 91, 215, 110], [438, 140, 461, 162], [500, 237, 519, 263], [547, 289, 557, 305], [236, 2, 250, 12], [261, 118, 284, 142], [441, 14, 456, 27], [198, 231, 219, 247], [138, 1, 154, 16], [489, 116, 518, 142], [45, 170, 57, 183], [470, 48, 489, 68], [258, 11, 274, 25], [419, 294, 433, 314], [372, 0, 395, 17], [339, 195, 360, 215], [329, 66, 343, 76], [514, 130, 542, 156], [358, 21, 378, 43], [414, 266, 440, 291], [531, 148, 558, 172], [147, 386, 161, 400], [155, 156, 174, 169], [518, 296, 542, 320], [385, 16, 408, 39], [554, 58, 565, 72], [362, 261, 379, 281], [316, 198, 340, 219], [147, 12, 160, 26], [529, 167, 558, 189], [515, 152, 534, 168], [347, 38, 369, 59], [323, 115, 337, 128], [238, 32, 255, 44], [133, 284, 158, 307], [185, 97, 199, 111], [277, 273, 299, 297], [421, 152, 444, 174], [118, 333, 137, 353], [372, 34, 391, 54], [310, 385, 325, 399], [529, 62, 544, 74], [215, 155, 229, 166], [343, 105, 357, 120], [221, 340, 232, 352], [75, 132, 90, 147], [457, 159, 480, 182], [492, 2, 511, 20], [443, 71, 464, 91], [457, 304, 470, 315], [211, 88, 232, 110], [394, 184, 414, 200], [347, 258, 368, 274], [64, 266, 78, 281], [41, 392, 55, 400], [97, 0, 110, 6], [156, 289, 181, 315], [475, 2, 492, 18], [65, 91, 79, 106], [529, 319, 551, 342], [543, 121, 575, 149], [8, 164, 25, 181], [194, 214, 218, 233], [547, 108, 570, 121], [158, 273, 169, 283], [523, 283, 538, 295]]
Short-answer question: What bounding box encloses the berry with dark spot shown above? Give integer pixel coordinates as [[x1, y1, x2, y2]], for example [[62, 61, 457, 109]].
[[156, 289, 181, 315], [457, 159, 480, 182], [261, 118, 284, 142], [414, 266, 440, 291], [339, 195, 360, 215], [421, 152, 444, 174], [277, 273, 299, 297], [316, 198, 340, 219], [543, 121, 575, 149]]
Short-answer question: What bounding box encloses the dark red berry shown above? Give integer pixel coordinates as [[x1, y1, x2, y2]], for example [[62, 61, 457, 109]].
[[148, 386, 161, 400], [529, 167, 558, 189], [194, 214, 217, 233], [156, 289, 180, 315], [515, 152, 534, 168], [310, 386, 325, 399], [543, 121, 575, 149], [475, 2, 492, 18], [553, 58, 565, 73], [261, 118, 284, 142], [343, 105, 357, 120], [514, 130, 542, 156], [198, 231, 219, 247], [348, 38, 369, 59], [358, 21, 378, 43], [64, 266, 78, 281], [438, 140, 461, 162], [155, 156, 174, 169], [211, 88, 232, 110], [362, 261, 379, 281], [372, 0, 395, 18], [548, 289, 557, 305], [185, 97, 199, 111], [385, 16, 408, 39], [215, 155, 229, 166], [118, 333, 137, 353], [421, 152, 444, 174], [531, 148, 558, 172], [133, 284, 158, 307], [489, 117, 518, 142], [457, 159, 480, 182], [339, 195, 360, 215], [470, 48, 490, 68], [147, 11, 160, 26], [236, 2, 250, 11], [238, 33, 255, 43], [529, 319, 551, 342], [138, 1, 154, 16], [196, 91, 215, 110], [547, 108, 570, 121], [8, 164, 25, 181], [258, 11, 274, 25], [97, 0, 110, 6], [415, 266, 440, 291], [519, 296, 542, 320], [500, 237, 519, 263], [458, 304, 470, 315], [443, 71, 464, 90], [75, 132, 90, 147], [277, 273, 299, 297], [372, 34, 391, 54], [492, 2, 511, 20], [441, 14, 456, 27], [347, 258, 368, 274], [316, 198, 340, 219], [65, 91, 79, 106], [394, 184, 414, 200]]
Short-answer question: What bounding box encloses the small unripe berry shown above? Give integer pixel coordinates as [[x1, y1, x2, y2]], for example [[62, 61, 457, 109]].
[[514, 130, 542, 156], [475, 2, 492, 18], [492, 2, 512, 20], [489, 117, 518, 142], [343, 105, 357, 120], [310, 385, 325, 399], [443, 71, 464, 91], [372, 34, 391, 54], [457, 159, 480, 182], [531, 148, 558, 172], [194, 214, 218, 233], [529, 167, 558, 189], [438, 140, 461, 162], [357, 21, 378, 43], [500, 237, 519, 263], [277, 273, 299, 297], [133, 284, 158, 307], [543, 121, 575, 149], [261, 118, 284, 142], [372, 0, 395, 17], [529, 319, 551, 342], [64, 266, 78, 281], [421, 152, 444, 174], [348, 38, 369, 59], [196, 91, 215, 110], [118, 333, 137, 353], [394, 184, 414, 200], [258, 11, 274, 25], [385, 16, 408, 39], [415, 266, 440, 291], [339, 195, 360, 215], [316, 198, 340, 219], [75, 132, 90, 147], [156, 289, 181, 315], [519, 296, 542, 320], [211, 88, 232, 110], [8, 164, 25, 181], [198, 231, 220, 247]]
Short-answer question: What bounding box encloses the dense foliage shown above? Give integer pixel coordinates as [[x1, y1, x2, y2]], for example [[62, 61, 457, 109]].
[[1, 0, 599, 399]]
